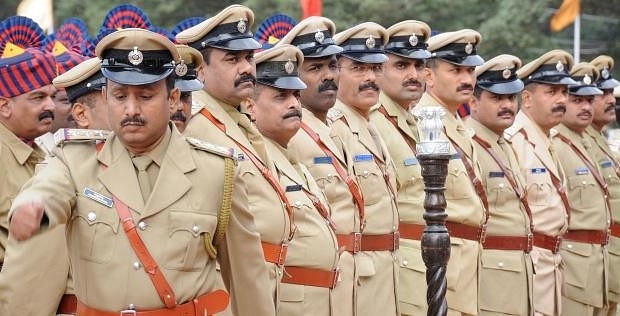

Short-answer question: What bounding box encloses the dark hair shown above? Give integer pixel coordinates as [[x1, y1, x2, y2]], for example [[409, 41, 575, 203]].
[[75, 91, 98, 108], [473, 85, 483, 99], [200, 47, 213, 65]]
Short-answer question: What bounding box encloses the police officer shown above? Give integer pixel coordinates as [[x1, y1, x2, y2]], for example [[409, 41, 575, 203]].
[[1, 55, 110, 316], [279, 16, 359, 316], [249, 43, 341, 316], [586, 55, 620, 316], [177, 5, 296, 306], [504, 50, 576, 316], [553, 62, 609, 316], [468, 54, 534, 315], [330, 22, 400, 316], [8, 28, 274, 316], [367, 20, 431, 315], [171, 44, 203, 133], [419, 29, 486, 316]]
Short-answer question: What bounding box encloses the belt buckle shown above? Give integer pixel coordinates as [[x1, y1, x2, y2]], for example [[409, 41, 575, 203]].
[[604, 229, 610, 246], [353, 232, 362, 253], [392, 231, 400, 251], [526, 233, 533, 253], [120, 310, 137, 316], [278, 243, 289, 265]]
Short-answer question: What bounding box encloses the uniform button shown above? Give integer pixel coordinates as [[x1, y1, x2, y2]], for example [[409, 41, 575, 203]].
[[567, 244, 573, 249], [363, 170, 370, 176], [277, 270, 282, 276], [87, 212, 96, 222], [498, 262, 504, 268], [128, 304, 136, 310], [402, 260, 409, 267], [133, 261, 141, 270], [138, 221, 147, 231], [581, 180, 587, 185], [499, 183, 505, 188], [192, 225, 200, 233], [294, 201, 302, 208]]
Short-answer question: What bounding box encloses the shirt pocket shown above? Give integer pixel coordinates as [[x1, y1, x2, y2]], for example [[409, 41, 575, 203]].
[[308, 163, 345, 203], [398, 241, 426, 307], [73, 196, 120, 264], [560, 241, 593, 289], [566, 174, 599, 211], [163, 211, 217, 271], [479, 251, 526, 314], [525, 172, 553, 206], [353, 159, 384, 205], [445, 163, 470, 200], [485, 175, 513, 208]]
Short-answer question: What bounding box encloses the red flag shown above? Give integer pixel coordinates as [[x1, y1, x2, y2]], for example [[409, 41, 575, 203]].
[[550, 0, 580, 32], [300, 0, 322, 19]]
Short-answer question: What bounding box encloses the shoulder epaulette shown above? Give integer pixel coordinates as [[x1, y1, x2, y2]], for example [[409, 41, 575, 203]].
[[503, 125, 522, 140], [549, 128, 559, 138], [54, 128, 110, 146], [186, 136, 240, 161], [326, 107, 344, 123]]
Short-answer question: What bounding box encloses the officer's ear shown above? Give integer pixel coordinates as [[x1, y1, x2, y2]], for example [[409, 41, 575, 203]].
[[521, 88, 532, 109], [168, 87, 181, 112], [468, 95, 478, 115], [71, 102, 89, 129], [0, 96, 11, 119]]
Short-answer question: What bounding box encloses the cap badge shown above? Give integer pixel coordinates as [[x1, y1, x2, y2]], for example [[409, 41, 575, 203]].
[[408, 34, 418, 47], [175, 59, 188, 76], [284, 59, 295, 74], [128, 47, 143, 66], [314, 30, 325, 44], [86, 83, 92, 88], [365, 35, 375, 49], [583, 74, 592, 85], [502, 68, 511, 79], [556, 60, 564, 72], [237, 19, 247, 33], [465, 42, 473, 54], [602, 68, 610, 79]]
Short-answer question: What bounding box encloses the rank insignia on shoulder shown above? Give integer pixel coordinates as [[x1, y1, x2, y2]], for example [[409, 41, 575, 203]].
[[326, 108, 344, 122], [285, 184, 303, 192], [83, 187, 113, 208], [403, 157, 418, 166], [574, 167, 589, 175], [354, 153, 373, 162], [600, 160, 613, 168], [185, 136, 240, 160], [530, 167, 546, 174], [489, 171, 505, 178], [314, 156, 332, 164], [54, 128, 110, 146]]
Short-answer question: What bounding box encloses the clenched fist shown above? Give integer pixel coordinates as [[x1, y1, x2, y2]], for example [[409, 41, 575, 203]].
[[9, 199, 45, 241]]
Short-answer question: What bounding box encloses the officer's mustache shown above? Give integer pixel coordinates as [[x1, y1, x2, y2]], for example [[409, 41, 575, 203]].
[[403, 79, 422, 88], [170, 110, 187, 123], [359, 82, 379, 92], [38, 110, 54, 121], [283, 108, 302, 119], [551, 104, 567, 113], [605, 103, 615, 113], [234, 73, 257, 87], [578, 110, 592, 118], [456, 84, 474, 92], [120, 116, 147, 127], [497, 109, 515, 117], [318, 80, 338, 93]]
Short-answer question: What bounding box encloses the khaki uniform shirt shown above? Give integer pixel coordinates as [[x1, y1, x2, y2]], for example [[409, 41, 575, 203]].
[[467, 119, 534, 316], [368, 93, 425, 315], [328, 99, 399, 316], [585, 126, 620, 302], [288, 108, 358, 316], [266, 139, 340, 316], [416, 93, 485, 315], [504, 111, 569, 316], [10, 126, 274, 315], [554, 124, 609, 309], [185, 90, 292, 305]]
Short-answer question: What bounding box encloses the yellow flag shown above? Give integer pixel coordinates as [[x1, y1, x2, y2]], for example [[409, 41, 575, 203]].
[[550, 0, 580, 32], [16, 0, 54, 34]]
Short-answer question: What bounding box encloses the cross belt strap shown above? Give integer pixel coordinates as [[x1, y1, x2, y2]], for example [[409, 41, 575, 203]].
[[201, 107, 296, 240], [57, 294, 77, 315], [376, 105, 417, 151], [300, 122, 366, 230], [282, 266, 340, 289], [112, 196, 176, 308], [75, 289, 229, 316]]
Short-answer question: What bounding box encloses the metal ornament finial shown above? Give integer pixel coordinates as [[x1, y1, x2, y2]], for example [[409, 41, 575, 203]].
[[414, 106, 450, 155]]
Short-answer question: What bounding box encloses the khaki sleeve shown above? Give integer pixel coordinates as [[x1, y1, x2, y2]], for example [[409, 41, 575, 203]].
[[216, 169, 275, 316]]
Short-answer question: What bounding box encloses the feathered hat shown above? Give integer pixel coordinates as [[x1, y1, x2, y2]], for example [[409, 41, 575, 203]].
[[93, 4, 153, 50]]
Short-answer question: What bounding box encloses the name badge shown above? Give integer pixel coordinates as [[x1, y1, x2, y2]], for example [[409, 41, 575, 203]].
[[237, 153, 246, 161], [285, 184, 303, 192], [574, 167, 589, 175], [450, 153, 461, 160], [530, 167, 546, 174], [314, 156, 332, 164], [403, 157, 418, 166], [354, 153, 373, 162], [600, 160, 613, 168], [83, 187, 113, 208], [489, 171, 505, 178]]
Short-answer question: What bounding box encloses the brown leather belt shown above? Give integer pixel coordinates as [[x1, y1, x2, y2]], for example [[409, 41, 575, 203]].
[[532, 232, 562, 253], [611, 223, 620, 238], [445, 222, 483, 242], [261, 241, 288, 265], [399, 222, 424, 240], [282, 266, 339, 289], [336, 231, 400, 253], [57, 294, 77, 315], [76, 290, 229, 316], [563, 229, 609, 246], [482, 235, 532, 252]]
